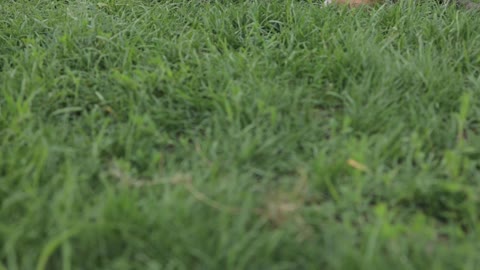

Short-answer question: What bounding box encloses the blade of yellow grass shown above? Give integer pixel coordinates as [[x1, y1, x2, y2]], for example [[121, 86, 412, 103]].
[[347, 159, 369, 172]]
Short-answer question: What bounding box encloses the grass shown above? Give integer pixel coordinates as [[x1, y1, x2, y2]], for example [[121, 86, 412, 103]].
[[1, 0, 480, 269]]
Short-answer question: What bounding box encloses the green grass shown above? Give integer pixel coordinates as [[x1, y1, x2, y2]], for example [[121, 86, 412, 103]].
[[1, 0, 480, 269]]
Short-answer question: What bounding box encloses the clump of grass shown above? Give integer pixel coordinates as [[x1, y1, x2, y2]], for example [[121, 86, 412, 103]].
[[1, 0, 480, 269]]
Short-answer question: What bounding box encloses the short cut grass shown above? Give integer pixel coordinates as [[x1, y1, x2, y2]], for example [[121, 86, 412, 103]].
[[1, 0, 480, 269]]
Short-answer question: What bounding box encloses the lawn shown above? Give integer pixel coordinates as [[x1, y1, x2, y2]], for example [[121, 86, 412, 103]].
[[1, 0, 480, 269]]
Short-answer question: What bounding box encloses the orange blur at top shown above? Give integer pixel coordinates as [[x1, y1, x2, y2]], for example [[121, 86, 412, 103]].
[[331, 0, 383, 7]]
